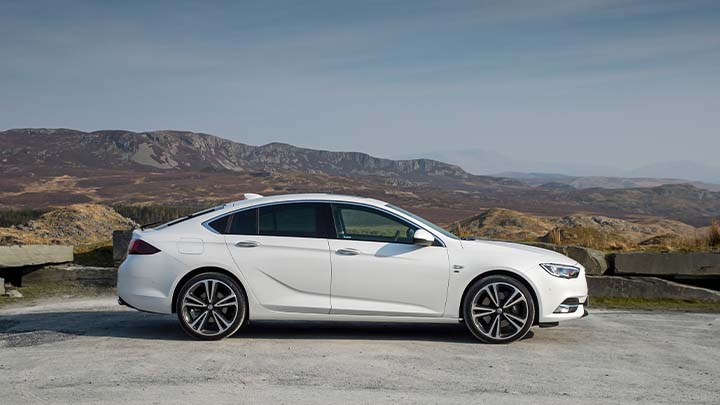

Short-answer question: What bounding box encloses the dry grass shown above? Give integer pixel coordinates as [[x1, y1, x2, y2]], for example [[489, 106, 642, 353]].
[[709, 218, 720, 248], [547, 228, 562, 245]]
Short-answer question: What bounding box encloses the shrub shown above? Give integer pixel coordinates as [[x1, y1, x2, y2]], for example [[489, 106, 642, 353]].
[[0, 209, 48, 227]]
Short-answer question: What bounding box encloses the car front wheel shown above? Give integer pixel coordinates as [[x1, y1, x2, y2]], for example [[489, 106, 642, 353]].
[[463, 275, 535, 344], [176, 272, 247, 340]]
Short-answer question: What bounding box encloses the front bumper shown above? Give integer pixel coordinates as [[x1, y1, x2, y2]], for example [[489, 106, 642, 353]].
[[532, 267, 589, 324]]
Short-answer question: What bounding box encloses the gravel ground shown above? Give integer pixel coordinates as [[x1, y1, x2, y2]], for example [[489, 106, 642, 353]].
[[0, 297, 718, 404]]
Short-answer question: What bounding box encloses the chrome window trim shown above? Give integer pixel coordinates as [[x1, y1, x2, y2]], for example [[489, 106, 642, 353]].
[[201, 199, 448, 248]]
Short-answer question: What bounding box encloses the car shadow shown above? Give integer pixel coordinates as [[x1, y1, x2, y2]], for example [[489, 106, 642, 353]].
[[0, 309, 535, 343]]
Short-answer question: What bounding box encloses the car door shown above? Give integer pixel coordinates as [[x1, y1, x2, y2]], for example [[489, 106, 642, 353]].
[[328, 203, 450, 317], [221, 202, 334, 314]]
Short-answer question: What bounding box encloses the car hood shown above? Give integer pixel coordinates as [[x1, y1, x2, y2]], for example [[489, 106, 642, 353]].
[[460, 239, 578, 266]]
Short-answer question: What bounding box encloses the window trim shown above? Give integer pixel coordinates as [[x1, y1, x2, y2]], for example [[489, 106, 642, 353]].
[[201, 200, 447, 247]]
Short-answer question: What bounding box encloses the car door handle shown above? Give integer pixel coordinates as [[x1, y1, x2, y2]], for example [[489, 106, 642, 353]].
[[235, 240, 260, 248], [336, 248, 360, 256]]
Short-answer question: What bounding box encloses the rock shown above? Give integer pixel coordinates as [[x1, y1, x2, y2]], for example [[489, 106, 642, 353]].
[[565, 246, 609, 275], [0, 245, 73, 268], [0, 277, 4, 295], [5, 289, 23, 298], [524, 243, 609, 275], [610, 252, 720, 277], [587, 276, 720, 303], [22, 264, 117, 288], [113, 230, 134, 265]]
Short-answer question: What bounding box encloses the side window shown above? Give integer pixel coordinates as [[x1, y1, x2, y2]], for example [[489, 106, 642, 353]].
[[258, 203, 333, 238], [227, 208, 258, 235], [332, 204, 417, 244]]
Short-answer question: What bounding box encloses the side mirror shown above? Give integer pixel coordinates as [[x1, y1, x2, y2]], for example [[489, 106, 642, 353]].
[[413, 229, 435, 246]]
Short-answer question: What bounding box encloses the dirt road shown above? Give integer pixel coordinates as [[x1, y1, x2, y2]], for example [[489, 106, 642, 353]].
[[1, 297, 718, 404]]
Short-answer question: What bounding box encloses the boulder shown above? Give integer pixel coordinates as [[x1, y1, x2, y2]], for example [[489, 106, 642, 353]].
[[525, 242, 609, 275], [587, 275, 720, 302], [565, 246, 609, 275], [113, 230, 134, 265], [0, 245, 73, 268], [610, 252, 720, 277]]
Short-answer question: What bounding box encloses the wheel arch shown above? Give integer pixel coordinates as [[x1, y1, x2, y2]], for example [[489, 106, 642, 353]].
[[459, 269, 540, 325], [171, 266, 247, 314]]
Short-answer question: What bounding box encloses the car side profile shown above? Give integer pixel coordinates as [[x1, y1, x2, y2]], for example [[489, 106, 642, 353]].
[[118, 193, 588, 343]]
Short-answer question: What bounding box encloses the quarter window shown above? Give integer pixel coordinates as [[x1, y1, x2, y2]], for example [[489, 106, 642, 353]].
[[332, 204, 417, 244], [207, 215, 230, 233]]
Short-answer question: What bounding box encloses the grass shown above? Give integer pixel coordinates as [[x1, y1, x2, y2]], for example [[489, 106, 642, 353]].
[[0, 281, 115, 308], [591, 296, 720, 312], [74, 242, 114, 267], [0, 208, 48, 227]]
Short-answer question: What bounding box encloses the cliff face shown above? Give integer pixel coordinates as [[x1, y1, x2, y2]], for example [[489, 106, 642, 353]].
[[0, 128, 469, 178]]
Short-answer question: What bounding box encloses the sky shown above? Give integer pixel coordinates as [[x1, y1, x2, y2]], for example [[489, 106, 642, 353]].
[[1, 0, 719, 176]]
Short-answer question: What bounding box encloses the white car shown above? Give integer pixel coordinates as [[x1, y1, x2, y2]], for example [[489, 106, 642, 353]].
[[118, 193, 588, 343]]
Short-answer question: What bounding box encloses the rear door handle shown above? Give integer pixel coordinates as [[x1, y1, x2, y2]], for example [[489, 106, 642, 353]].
[[336, 248, 360, 256], [235, 240, 260, 248]]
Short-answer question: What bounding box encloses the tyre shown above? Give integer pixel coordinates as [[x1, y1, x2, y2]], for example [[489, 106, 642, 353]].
[[463, 275, 535, 344], [175, 272, 247, 340]]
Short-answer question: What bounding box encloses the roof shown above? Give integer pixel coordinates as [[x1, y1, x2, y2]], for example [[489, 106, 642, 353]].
[[222, 193, 387, 211]]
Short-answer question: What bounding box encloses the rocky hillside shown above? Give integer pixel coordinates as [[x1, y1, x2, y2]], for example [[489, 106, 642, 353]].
[[450, 208, 706, 251], [0, 128, 471, 180], [0, 204, 136, 246], [2, 128, 720, 227]]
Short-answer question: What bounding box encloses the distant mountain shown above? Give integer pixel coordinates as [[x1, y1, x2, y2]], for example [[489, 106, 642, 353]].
[[0, 128, 470, 180], [392, 148, 517, 175], [392, 148, 620, 176], [499, 172, 720, 192], [2, 128, 720, 227], [398, 149, 720, 188], [628, 161, 720, 184]]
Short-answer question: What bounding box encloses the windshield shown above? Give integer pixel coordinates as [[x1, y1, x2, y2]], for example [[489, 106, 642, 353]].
[[386, 204, 460, 240]]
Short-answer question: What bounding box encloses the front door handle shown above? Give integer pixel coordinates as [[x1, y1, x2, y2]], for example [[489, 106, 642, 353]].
[[235, 240, 259, 248], [336, 248, 360, 256]]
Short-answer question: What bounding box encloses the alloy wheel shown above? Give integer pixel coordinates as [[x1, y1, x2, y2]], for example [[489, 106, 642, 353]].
[[180, 279, 240, 337], [470, 281, 529, 341]]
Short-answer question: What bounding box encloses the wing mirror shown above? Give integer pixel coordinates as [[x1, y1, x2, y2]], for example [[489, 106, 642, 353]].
[[413, 229, 435, 246]]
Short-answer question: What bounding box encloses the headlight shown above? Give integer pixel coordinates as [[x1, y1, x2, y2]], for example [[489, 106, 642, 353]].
[[540, 263, 580, 279]]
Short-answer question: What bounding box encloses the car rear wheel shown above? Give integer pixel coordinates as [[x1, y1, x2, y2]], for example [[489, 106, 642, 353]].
[[176, 272, 247, 340], [463, 275, 535, 344]]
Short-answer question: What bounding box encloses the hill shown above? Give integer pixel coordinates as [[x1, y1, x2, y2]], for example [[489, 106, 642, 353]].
[[0, 204, 136, 246], [449, 208, 707, 251], [2, 128, 720, 227]]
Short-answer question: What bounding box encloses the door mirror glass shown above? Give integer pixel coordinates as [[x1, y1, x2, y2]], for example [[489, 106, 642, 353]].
[[412, 229, 435, 246]]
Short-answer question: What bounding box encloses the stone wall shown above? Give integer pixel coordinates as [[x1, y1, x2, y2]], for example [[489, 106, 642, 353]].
[[0, 245, 73, 268], [610, 252, 720, 277], [22, 264, 117, 288], [587, 275, 720, 303]]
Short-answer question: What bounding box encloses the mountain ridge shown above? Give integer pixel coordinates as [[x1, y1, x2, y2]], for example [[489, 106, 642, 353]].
[[1, 128, 474, 181], [2, 128, 719, 227]]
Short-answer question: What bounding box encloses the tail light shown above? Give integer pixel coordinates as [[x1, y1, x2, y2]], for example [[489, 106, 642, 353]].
[[128, 239, 161, 255]]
